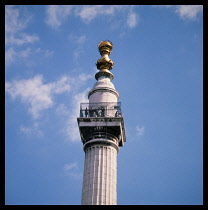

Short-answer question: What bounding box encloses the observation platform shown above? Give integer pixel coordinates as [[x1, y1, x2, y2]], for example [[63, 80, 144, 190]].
[[77, 102, 126, 147]]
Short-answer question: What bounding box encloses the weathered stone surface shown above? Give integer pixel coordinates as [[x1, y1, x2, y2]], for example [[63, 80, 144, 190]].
[[81, 144, 117, 205]]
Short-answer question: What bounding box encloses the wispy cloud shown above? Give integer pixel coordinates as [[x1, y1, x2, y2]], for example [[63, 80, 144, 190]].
[[6, 46, 54, 67], [75, 35, 86, 45], [175, 5, 203, 20], [54, 71, 94, 142], [68, 34, 87, 62], [126, 11, 138, 28], [65, 89, 90, 142], [6, 33, 39, 46], [5, 5, 31, 34], [63, 162, 82, 179], [5, 47, 31, 65], [5, 6, 53, 66], [44, 5, 203, 33], [56, 88, 90, 142], [5, 6, 39, 46], [45, 5, 139, 29], [20, 122, 43, 137], [154, 5, 203, 20], [5, 75, 71, 119], [136, 126, 145, 136], [45, 5, 72, 28], [35, 48, 54, 57], [64, 162, 78, 171], [74, 5, 107, 23], [6, 72, 94, 140]]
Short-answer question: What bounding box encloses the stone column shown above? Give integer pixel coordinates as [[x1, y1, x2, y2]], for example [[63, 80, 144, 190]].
[[81, 140, 118, 205], [78, 41, 126, 205]]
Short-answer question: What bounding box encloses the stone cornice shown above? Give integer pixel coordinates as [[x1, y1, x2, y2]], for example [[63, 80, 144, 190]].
[[88, 87, 119, 99]]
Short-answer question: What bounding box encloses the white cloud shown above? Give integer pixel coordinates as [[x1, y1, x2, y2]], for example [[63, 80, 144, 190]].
[[175, 5, 203, 20], [64, 162, 78, 171], [5, 5, 31, 34], [5, 5, 52, 68], [75, 35, 86, 45], [78, 73, 94, 81], [75, 5, 138, 27], [63, 162, 82, 179], [51, 76, 72, 94], [35, 48, 54, 57], [154, 5, 203, 20], [5, 6, 53, 67], [74, 5, 104, 23], [45, 5, 72, 28], [6, 47, 54, 66], [5, 47, 17, 64], [6, 33, 39, 46], [64, 88, 90, 142], [45, 5, 139, 28], [5, 6, 39, 46], [6, 72, 94, 140], [74, 5, 133, 23], [56, 104, 69, 118], [56, 87, 91, 142], [68, 34, 87, 62], [20, 122, 43, 137], [73, 48, 83, 62], [68, 34, 83, 43], [136, 126, 145, 136], [5, 75, 71, 119], [127, 12, 138, 28], [19, 47, 31, 58]]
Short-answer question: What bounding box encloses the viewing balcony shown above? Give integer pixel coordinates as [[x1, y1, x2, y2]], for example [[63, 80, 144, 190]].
[[77, 102, 126, 146], [79, 102, 122, 118]]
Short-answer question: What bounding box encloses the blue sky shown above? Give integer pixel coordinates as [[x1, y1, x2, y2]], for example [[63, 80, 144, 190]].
[[5, 5, 203, 205]]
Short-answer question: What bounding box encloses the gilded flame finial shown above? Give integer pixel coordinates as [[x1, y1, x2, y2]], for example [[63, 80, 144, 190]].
[[95, 40, 114, 81]]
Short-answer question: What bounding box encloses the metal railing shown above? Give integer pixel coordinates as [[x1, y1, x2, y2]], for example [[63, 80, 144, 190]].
[[79, 102, 122, 118]]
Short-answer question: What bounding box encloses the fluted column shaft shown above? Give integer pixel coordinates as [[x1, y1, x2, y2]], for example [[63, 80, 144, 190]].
[[81, 144, 117, 205]]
